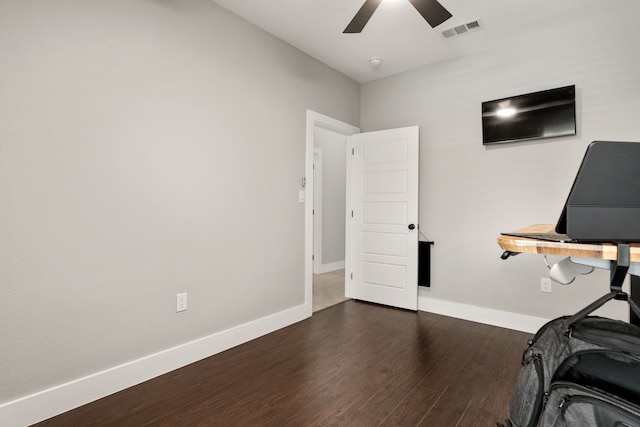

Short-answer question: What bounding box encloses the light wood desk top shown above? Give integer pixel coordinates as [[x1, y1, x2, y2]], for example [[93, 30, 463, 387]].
[[497, 224, 640, 262]]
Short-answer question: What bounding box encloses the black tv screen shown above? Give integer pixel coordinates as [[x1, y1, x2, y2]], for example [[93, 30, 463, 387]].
[[482, 85, 576, 145]]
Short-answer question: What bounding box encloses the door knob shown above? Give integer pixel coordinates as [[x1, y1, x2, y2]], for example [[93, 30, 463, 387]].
[[408, 224, 415, 230]]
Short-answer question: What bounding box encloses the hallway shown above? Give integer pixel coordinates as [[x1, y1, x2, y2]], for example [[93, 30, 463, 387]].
[[313, 269, 349, 312]]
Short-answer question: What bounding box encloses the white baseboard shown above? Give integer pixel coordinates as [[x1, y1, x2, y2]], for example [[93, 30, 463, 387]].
[[0, 304, 309, 427], [318, 260, 345, 274], [418, 295, 549, 334]]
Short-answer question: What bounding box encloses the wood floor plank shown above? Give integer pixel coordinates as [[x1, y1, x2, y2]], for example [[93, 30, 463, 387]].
[[457, 404, 503, 427], [468, 332, 529, 421], [418, 320, 529, 426], [377, 382, 442, 426], [417, 331, 495, 426], [337, 326, 449, 426], [33, 301, 531, 427]]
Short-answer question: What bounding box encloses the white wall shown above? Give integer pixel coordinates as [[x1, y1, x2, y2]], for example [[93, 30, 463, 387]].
[[361, 7, 640, 323], [314, 127, 347, 268], [0, 0, 359, 415]]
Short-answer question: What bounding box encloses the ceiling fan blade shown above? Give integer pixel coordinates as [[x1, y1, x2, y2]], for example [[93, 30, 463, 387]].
[[407, 0, 452, 28], [343, 0, 383, 33]]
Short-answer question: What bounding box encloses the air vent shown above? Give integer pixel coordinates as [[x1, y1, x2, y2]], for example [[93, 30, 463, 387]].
[[441, 18, 483, 39], [466, 20, 481, 30], [453, 25, 467, 35], [442, 28, 456, 38]]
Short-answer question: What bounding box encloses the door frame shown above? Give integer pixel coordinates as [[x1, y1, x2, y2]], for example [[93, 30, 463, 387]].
[[305, 110, 359, 317]]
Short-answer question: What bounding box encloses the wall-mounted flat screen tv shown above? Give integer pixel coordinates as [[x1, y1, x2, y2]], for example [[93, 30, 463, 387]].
[[482, 85, 576, 145]]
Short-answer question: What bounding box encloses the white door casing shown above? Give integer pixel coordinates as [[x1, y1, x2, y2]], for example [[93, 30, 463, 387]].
[[346, 126, 419, 311], [305, 110, 360, 317]]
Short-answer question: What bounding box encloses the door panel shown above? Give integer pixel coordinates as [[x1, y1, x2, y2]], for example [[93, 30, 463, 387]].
[[362, 232, 406, 256], [362, 262, 406, 288], [363, 171, 407, 194], [347, 126, 419, 310], [362, 201, 406, 224]]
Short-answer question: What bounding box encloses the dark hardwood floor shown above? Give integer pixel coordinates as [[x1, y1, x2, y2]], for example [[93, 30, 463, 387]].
[[34, 301, 531, 426]]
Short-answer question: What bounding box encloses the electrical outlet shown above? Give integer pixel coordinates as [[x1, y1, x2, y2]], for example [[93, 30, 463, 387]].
[[176, 292, 188, 312], [541, 278, 552, 293]]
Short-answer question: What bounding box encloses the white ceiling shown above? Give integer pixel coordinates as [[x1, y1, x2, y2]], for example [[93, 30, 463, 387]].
[[211, 0, 637, 83]]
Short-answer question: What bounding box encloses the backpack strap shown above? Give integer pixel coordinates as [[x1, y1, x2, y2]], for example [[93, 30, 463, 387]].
[[563, 243, 640, 328], [563, 290, 640, 328], [626, 293, 640, 320], [564, 291, 618, 327]]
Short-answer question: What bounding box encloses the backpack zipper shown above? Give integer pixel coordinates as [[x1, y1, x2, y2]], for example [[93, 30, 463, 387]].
[[527, 354, 545, 427], [570, 321, 640, 353], [559, 394, 640, 422]]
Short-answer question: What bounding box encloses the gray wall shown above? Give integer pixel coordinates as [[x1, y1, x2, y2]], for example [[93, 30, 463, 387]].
[[0, 0, 359, 403], [314, 127, 347, 267], [361, 7, 640, 321]]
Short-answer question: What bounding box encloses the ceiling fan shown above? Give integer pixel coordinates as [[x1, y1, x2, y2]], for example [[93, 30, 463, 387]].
[[344, 0, 452, 33]]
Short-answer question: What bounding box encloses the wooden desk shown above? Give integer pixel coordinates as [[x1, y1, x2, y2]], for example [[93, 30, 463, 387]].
[[498, 224, 640, 325], [497, 224, 640, 262]]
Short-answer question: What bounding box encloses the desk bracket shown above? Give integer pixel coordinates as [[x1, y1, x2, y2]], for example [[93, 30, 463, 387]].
[[611, 243, 630, 298], [500, 251, 520, 260]]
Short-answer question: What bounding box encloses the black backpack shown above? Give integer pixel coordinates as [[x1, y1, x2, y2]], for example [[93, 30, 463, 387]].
[[499, 290, 640, 427]]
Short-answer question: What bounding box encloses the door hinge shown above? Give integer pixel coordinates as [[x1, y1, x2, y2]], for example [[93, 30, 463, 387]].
[[312, 255, 314, 260], [352, 148, 354, 155], [351, 210, 354, 218], [350, 273, 353, 280]]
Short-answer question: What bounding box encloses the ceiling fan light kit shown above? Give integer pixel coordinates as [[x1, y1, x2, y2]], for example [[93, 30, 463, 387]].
[[344, 0, 453, 34]]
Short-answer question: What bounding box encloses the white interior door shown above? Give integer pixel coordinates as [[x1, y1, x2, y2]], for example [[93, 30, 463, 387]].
[[346, 126, 419, 310]]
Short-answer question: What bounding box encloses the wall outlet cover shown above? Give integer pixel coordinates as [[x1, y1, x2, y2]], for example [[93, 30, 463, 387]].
[[176, 292, 188, 312]]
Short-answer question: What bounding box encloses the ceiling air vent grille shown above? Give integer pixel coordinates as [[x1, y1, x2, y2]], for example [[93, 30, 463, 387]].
[[442, 28, 456, 38], [466, 20, 481, 30], [441, 18, 483, 39]]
